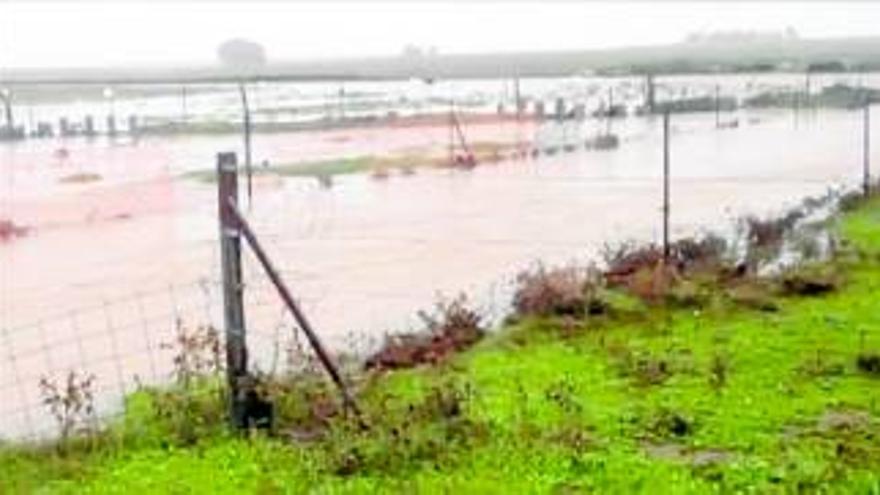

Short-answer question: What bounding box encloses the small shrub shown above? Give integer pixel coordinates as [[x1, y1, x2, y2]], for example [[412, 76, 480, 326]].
[[365, 294, 484, 371], [778, 263, 842, 296], [328, 381, 481, 477], [665, 279, 711, 308], [125, 382, 225, 447], [256, 372, 338, 433], [512, 264, 605, 317], [726, 279, 779, 311], [838, 190, 867, 212], [128, 319, 226, 446], [603, 243, 665, 285], [625, 263, 679, 303], [602, 237, 731, 304], [38, 371, 97, 443], [672, 234, 729, 273], [162, 319, 223, 387]]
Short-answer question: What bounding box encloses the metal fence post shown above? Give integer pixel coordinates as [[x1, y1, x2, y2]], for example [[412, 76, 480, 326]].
[[864, 101, 871, 197], [217, 152, 248, 429], [663, 111, 671, 260], [237, 83, 253, 208]]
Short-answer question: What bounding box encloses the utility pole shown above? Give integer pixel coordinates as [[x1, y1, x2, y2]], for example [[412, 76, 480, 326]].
[[216, 152, 248, 430], [663, 111, 671, 261]]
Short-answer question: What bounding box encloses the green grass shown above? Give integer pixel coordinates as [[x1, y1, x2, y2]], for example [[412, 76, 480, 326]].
[[4, 198, 880, 493]]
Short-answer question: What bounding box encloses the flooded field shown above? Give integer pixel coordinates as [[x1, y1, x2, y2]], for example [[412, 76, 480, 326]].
[[1, 75, 878, 438]]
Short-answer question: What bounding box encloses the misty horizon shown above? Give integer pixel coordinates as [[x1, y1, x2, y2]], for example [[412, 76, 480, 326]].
[[3, 1, 880, 70]]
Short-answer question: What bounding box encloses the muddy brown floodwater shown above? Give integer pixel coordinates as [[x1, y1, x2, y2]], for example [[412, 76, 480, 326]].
[[0, 108, 874, 439]]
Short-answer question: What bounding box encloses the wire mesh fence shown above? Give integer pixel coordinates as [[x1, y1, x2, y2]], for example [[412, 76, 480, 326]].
[[0, 279, 221, 440], [2, 73, 879, 442]]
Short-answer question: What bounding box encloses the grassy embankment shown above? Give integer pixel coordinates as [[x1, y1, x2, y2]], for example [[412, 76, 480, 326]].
[[2, 196, 880, 493]]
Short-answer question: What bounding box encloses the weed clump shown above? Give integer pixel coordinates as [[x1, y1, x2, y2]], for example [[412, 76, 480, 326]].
[[124, 320, 226, 446], [602, 236, 732, 305], [856, 353, 880, 376], [647, 409, 694, 439], [365, 294, 484, 371], [612, 345, 675, 387], [38, 371, 97, 444], [778, 263, 842, 296], [329, 380, 481, 477], [726, 280, 779, 312], [512, 264, 605, 318], [708, 353, 729, 391]]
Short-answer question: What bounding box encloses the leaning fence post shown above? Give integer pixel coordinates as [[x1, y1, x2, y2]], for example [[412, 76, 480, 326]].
[[224, 198, 367, 428], [217, 152, 248, 430], [662, 111, 671, 261]]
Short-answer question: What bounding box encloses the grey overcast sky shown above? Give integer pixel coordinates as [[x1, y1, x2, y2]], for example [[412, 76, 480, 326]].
[[1, 1, 880, 68]]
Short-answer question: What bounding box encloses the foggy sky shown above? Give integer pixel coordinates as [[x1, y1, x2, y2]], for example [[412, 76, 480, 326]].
[[2, 1, 880, 69]]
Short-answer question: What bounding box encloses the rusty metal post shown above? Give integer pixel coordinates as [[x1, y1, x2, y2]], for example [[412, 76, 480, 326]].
[[217, 152, 248, 430], [225, 198, 365, 426], [663, 111, 671, 261]]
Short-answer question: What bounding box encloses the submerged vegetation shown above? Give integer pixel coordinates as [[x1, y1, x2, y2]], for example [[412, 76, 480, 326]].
[[182, 141, 515, 184], [2, 193, 880, 493], [745, 84, 880, 110]]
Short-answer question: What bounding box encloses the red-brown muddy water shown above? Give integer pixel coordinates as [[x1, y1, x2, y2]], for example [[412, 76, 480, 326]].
[[0, 108, 874, 438]]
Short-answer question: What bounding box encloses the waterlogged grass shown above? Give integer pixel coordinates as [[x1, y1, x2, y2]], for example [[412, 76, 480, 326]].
[[182, 156, 376, 183], [4, 198, 880, 493], [182, 142, 513, 183]]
